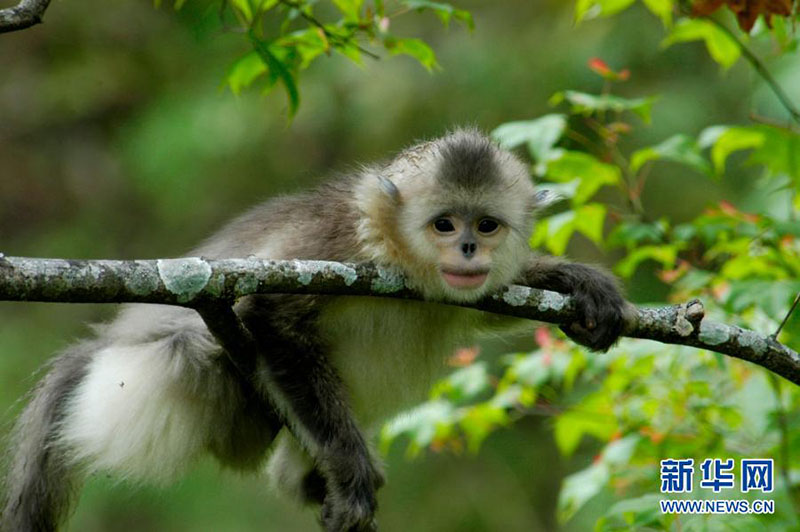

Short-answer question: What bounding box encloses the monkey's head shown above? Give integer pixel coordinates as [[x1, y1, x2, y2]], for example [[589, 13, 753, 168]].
[[356, 129, 537, 303]]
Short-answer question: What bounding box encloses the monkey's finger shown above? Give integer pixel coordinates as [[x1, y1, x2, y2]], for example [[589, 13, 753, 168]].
[[560, 322, 592, 347], [567, 322, 589, 336]]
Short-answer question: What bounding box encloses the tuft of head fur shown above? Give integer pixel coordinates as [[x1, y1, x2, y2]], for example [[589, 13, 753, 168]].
[[354, 128, 537, 303], [436, 128, 500, 190]]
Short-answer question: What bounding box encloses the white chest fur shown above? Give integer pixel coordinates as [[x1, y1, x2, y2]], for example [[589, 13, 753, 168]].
[[318, 297, 480, 429]]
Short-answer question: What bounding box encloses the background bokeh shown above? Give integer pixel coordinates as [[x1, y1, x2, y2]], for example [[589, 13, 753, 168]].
[[1, 0, 797, 530]]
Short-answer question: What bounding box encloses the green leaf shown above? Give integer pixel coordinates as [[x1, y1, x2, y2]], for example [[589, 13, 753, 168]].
[[459, 403, 509, 453], [534, 203, 607, 253], [601, 434, 639, 466], [385, 37, 439, 71], [574, 0, 636, 23], [250, 35, 300, 117], [506, 352, 551, 388], [277, 28, 329, 69], [709, 126, 765, 174], [726, 280, 800, 319], [491, 114, 567, 164], [332, 0, 364, 20], [747, 125, 800, 182], [554, 393, 616, 456], [607, 220, 666, 249], [380, 400, 455, 456], [335, 40, 363, 65], [697, 124, 730, 148], [614, 244, 678, 277], [558, 462, 610, 523], [229, 0, 253, 22], [574, 203, 607, 245], [556, 435, 638, 524], [630, 134, 712, 175], [546, 151, 621, 205], [551, 90, 657, 123], [544, 210, 577, 255], [661, 18, 740, 69], [529, 219, 549, 249], [642, 0, 673, 26], [601, 494, 664, 529], [431, 363, 491, 402], [403, 1, 474, 29], [226, 51, 268, 95], [490, 384, 533, 409]]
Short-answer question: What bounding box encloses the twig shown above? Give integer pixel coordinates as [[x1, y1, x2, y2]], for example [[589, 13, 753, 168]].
[[768, 373, 793, 496], [279, 0, 380, 60], [773, 291, 800, 339], [706, 16, 800, 125], [0, 0, 51, 34], [1, 256, 800, 386]]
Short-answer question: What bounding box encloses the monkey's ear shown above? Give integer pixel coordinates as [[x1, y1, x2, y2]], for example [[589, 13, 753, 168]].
[[531, 188, 560, 211], [378, 176, 401, 204]]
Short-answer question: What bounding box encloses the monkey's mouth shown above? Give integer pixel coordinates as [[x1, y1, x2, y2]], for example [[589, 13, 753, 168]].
[[440, 268, 489, 289]]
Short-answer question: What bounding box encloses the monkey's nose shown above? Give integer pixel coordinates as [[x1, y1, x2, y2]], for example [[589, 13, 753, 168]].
[[461, 242, 477, 258]]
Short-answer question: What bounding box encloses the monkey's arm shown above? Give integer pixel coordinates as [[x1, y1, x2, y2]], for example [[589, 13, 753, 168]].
[[519, 255, 628, 352], [238, 295, 382, 532]]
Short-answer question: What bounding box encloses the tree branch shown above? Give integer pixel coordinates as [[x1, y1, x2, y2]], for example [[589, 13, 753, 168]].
[[1, 255, 799, 385], [0, 0, 51, 34]]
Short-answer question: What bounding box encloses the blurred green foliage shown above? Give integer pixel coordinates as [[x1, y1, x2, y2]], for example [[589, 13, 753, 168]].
[[380, 2, 800, 530], [2, 0, 800, 530], [209, 0, 473, 116]]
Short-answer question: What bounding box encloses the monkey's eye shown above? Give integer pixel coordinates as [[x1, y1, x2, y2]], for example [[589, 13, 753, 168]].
[[433, 218, 456, 234], [477, 218, 500, 235]]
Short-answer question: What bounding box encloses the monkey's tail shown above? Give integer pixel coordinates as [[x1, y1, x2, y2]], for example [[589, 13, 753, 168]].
[[1, 341, 98, 532]]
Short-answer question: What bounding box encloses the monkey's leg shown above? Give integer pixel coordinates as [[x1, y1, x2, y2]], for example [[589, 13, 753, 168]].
[[266, 429, 327, 506], [520, 255, 628, 351], [241, 303, 382, 532]]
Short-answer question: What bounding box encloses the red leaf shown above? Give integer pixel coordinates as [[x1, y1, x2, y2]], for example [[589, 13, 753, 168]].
[[588, 57, 612, 76]]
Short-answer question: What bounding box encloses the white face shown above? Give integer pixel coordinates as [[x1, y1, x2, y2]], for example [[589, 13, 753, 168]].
[[426, 212, 507, 290], [398, 194, 534, 303]]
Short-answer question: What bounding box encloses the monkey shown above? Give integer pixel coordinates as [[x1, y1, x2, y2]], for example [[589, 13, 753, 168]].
[[0, 128, 628, 532]]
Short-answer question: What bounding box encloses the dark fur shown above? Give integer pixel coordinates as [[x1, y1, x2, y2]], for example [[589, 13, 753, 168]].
[[436, 131, 499, 190], [238, 293, 383, 531]]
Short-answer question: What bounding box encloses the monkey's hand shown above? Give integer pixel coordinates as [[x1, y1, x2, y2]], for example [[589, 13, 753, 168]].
[[319, 441, 384, 532], [560, 264, 627, 352], [522, 257, 628, 352]]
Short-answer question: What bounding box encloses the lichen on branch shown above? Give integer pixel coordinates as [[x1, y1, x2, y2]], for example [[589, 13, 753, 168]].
[[1, 254, 799, 386]]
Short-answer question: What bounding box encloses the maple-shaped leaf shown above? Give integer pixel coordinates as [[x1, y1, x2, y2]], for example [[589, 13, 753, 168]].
[[692, 0, 726, 16], [691, 0, 793, 32]]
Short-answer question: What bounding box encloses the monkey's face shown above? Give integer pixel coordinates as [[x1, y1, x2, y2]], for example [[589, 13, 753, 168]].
[[427, 212, 506, 290], [356, 130, 537, 303], [395, 183, 534, 303]]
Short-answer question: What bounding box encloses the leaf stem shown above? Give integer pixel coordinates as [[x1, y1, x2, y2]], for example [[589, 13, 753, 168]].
[[279, 0, 380, 60], [706, 16, 800, 125]]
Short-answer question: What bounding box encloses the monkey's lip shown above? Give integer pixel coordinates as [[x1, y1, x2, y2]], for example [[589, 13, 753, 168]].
[[440, 268, 489, 289]]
